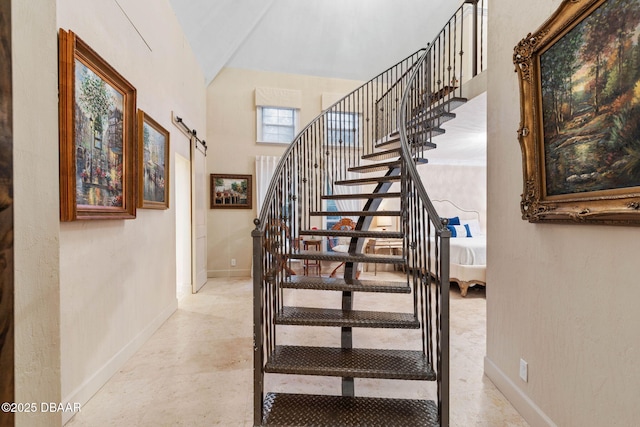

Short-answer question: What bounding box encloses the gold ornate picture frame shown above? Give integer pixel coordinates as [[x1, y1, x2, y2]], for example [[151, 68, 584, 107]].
[[514, 0, 640, 225], [59, 29, 137, 221]]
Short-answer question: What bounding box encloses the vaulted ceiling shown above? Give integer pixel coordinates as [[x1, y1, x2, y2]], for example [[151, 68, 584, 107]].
[[167, 0, 486, 165], [168, 0, 459, 84]]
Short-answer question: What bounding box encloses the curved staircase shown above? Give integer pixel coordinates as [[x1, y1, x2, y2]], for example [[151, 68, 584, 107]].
[[252, 1, 486, 425]]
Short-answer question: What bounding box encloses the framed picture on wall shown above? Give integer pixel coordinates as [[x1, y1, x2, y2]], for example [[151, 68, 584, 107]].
[[138, 110, 170, 209], [58, 29, 137, 221], [210, 174, 252, 209], [514, 0, 640, 225]]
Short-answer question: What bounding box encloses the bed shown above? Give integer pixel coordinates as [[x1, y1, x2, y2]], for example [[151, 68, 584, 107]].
[[432, 199, 486, 297]]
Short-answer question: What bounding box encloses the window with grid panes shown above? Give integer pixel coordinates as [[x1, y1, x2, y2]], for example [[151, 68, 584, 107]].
[[259, 107, 297, 144], [326, 111, 358, 145]]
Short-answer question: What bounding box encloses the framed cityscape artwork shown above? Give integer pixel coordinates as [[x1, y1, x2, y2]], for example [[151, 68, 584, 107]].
[[58, 29, 137, 220], [138, 110, 169, 209]]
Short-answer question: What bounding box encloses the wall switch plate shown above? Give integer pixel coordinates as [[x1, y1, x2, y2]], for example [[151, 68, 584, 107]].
[[231, 258, 236, 267], [519, 358, 528, 382]]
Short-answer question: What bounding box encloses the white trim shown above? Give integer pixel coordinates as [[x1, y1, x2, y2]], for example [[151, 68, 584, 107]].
[[484, 356, 557, 427], [208, 269, 253, 278], [255, 87, 302, 109], [61, 300, 178, 424]]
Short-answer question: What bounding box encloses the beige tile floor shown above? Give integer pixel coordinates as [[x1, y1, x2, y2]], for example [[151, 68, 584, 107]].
[[65, 271, 528, 427]]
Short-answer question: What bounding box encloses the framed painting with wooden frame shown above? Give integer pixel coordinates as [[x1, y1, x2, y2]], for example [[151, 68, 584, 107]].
[[514, 0, 640, 225], [0, 0, 13, 420], [210, 174, 252, 209], [58, 29, 137, 221], [138, 110, 170, 209]]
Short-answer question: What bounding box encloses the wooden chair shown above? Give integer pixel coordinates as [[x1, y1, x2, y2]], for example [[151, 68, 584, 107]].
[[328, 218, 357, 278], [263, 219, 296, 276]]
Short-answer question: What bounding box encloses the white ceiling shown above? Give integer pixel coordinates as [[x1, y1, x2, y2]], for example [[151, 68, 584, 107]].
[[167, 0, 486, 166], [168, 0, 459, 84]]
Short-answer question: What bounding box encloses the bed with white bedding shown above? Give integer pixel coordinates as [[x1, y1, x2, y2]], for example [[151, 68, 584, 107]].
[[433, 200, 486, 297]]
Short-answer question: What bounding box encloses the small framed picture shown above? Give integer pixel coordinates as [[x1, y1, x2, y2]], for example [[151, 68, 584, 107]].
[[210, 174, 252, 209], [138, 110, 169, 209]]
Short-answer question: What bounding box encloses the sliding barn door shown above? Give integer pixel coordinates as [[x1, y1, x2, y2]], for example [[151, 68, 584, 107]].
[[192, 138, 207, 292]]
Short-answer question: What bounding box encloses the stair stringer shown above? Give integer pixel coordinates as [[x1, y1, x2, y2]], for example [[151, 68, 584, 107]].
[[343, 164, 404, 281]]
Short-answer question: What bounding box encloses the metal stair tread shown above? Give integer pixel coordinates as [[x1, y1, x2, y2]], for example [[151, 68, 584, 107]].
[[281, 276, 411, 293], [361, 147, 402, 161], [265, 346, 436, 380], [299, 229, 403, 238], [290, 250, 404, 264], [335, 175, 402, 186], [414, 96, 468, 119], [321, 192, 401, 200], [276, 306, 420, 329], [261, 392, 439, 426], [376, 138, 437, 150], [309, 210, 402, 217], [348, 158, 427, 173]]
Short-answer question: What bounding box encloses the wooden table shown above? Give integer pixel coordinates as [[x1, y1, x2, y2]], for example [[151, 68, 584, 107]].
[[365, 238, 403, 275]]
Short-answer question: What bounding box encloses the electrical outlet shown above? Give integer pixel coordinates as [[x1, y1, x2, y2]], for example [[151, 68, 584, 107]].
[[231, 258, 236, 267], [519, 358, 528, 382]]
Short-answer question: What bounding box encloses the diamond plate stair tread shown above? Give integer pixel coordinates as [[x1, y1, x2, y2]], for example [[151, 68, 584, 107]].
[[348, 158, 427, 173], [299, 229, 403, 238], [276, 306, 420, 329], [415, 96, 467, 119], [321, 192, 401, 200], [376, 138, 437, 150], [309, 210, 402, 217], [265, 346, 435, 380], [262, 392, 439, 426], [335, 176, 402, 186], [361, 148, 402, 161], [291, 250, 404, 264], [282, 276, 410, 293]]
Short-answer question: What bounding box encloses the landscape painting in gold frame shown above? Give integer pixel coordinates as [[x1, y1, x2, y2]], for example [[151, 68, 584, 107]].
[[514, 0, 640, 225], [138, 110, 169, 209], [59, 29, 137, 221]]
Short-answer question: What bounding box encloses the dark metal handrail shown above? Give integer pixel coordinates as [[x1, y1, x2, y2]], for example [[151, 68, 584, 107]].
[[253, 1, 486, 425], [255, 48, 426, 230]]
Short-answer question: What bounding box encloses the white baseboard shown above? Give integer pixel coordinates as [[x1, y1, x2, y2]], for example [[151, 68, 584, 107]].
[[484, 356, 557, 427], [62, 299, 178, 425], [208, 269, 251, 278]]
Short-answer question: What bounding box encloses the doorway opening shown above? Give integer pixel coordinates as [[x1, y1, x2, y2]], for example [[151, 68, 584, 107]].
[[175, 153, 191, 299]]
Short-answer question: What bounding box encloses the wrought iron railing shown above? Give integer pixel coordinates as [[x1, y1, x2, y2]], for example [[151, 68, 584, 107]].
[[252, 1, 486, 425]]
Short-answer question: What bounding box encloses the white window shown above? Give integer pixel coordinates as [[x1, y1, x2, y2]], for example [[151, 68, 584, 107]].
[[257, 106, 299, 144], [326, 111, 359, 146]]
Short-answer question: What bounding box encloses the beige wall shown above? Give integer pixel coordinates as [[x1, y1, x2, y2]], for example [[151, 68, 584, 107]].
[[206, 67, 362, 277], [13, 0, 62, 425], [486, 0, 640, 425], [54, 0, 206, 423]]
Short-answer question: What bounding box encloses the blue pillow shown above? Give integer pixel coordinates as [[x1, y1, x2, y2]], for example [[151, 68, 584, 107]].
[[447, 224, 472, 237], [447, 216, 460, 225]]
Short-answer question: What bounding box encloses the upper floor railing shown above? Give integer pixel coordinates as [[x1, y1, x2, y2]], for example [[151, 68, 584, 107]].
[[252, 1, 487, 425]]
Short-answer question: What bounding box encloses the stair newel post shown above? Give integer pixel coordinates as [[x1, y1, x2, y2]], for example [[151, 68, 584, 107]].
[[340, 290, 355, 397], [439, 223, 452, 427], [342, 234, 356, 397], [251, 218, 265, 427]]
